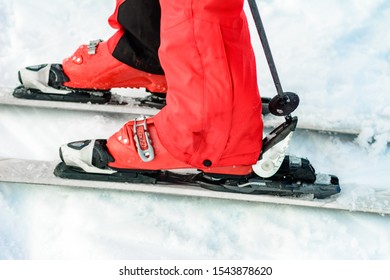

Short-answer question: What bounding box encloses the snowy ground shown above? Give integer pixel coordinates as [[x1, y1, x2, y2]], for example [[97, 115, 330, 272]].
[[1, 0, 390, 259]]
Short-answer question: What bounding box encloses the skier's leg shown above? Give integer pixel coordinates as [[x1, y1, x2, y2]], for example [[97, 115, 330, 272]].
[[104, 0, 263, 174], [154, 0, 263, 168]]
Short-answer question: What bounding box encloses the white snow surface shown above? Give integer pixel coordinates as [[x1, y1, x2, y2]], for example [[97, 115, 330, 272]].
[[1, 0, 390, 259]]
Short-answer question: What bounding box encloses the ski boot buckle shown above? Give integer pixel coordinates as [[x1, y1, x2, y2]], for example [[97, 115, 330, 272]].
[[88, 39, 103, 55], [133, 116, 155, 162]]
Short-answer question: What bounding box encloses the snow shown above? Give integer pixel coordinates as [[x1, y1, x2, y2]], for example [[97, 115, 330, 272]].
[[1, 0, 390, 260]]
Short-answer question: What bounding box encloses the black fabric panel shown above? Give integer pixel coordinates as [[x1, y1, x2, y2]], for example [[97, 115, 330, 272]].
[[112, 0, 163, 75]]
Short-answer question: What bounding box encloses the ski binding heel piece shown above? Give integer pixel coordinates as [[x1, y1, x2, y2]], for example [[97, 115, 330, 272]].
[[14, 63, 112, 104], [18, 64, 71, 95], [252, 116, 298, 178]]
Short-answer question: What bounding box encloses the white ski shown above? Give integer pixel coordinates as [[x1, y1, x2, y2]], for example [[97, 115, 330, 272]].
[[1, 158, 389, 215], [0, 87, 376, 136]]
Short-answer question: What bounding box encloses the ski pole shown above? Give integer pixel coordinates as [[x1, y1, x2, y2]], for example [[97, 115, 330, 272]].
[[247, 0, 299, 117]]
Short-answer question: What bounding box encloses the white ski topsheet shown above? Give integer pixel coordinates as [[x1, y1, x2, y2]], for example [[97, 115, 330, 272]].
[[0, 86, 370, 136], [0, 158, 389, 215]]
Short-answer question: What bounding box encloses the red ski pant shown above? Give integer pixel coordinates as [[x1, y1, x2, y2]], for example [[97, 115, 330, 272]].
[[154, 0, 263, 168], [107, 0, 263, 168]]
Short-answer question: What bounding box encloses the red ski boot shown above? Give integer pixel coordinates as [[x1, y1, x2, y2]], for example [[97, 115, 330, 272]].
[[58, 117, 253, 176], [107, 117, 253, 175], [14, 40, 167, 104], [62, 40, 167, 92]]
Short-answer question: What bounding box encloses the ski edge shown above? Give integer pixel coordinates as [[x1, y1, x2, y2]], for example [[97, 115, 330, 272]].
[[0, 158, 389, 215]]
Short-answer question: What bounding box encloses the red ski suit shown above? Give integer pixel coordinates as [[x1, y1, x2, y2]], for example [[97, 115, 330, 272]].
[[109, 0, 263, 170]]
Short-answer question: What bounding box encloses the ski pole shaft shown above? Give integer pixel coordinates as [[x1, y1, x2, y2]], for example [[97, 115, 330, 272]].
[[247, 0, 284, 97]]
